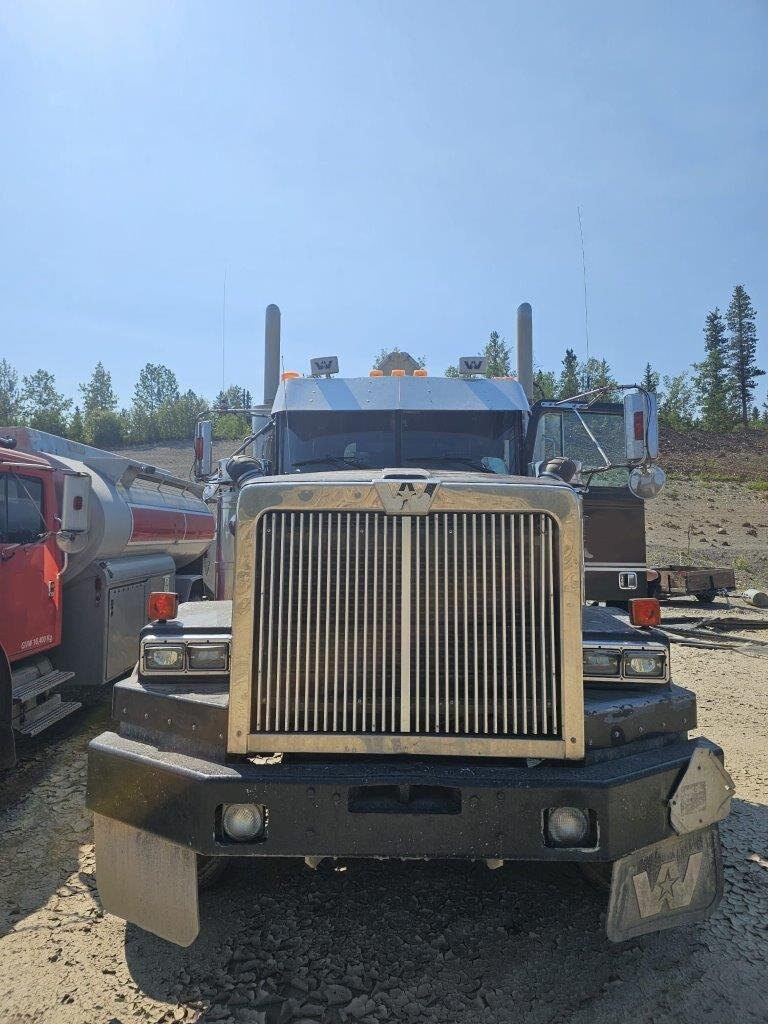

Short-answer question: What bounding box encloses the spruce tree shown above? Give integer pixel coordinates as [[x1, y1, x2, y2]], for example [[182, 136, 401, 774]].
[[484, 331, 512, 377], [0, 359, 21, 425], [557, 349, 580, 399], [639, 363, 660, 393], [726, 285, 763, 428], [693, 308, 735, 432]]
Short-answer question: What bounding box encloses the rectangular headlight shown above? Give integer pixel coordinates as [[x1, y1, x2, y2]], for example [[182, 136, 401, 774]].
[[623, 650, 666, 679], [583, 648, 621, 677], [144, 644, 185, 671], [187, 643, 230, 672]]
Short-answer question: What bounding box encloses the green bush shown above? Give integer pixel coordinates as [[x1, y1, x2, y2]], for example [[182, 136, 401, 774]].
[[84, 409, 126, 448]]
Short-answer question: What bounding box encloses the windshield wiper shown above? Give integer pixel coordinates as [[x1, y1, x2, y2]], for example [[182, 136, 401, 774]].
[[291, 455, 371, 470], [403, 455, 496, 473]]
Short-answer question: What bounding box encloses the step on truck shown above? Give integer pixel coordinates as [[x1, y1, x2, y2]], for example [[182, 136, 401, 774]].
[[87, 303, 734, 945], [0, 430, 214, 767]]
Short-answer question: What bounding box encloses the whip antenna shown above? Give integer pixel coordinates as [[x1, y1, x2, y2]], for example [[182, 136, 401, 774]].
[[577, 206, 591, 387]]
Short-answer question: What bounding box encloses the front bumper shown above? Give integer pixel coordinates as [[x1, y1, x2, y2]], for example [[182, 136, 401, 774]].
[[87, 731, 723, 863]]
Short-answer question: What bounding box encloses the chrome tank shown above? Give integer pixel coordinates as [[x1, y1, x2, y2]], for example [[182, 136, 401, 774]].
[[4, 428, 214, 583]]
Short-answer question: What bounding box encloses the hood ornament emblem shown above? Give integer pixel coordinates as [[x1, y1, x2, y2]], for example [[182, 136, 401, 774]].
[[375, 479, 440, 515]]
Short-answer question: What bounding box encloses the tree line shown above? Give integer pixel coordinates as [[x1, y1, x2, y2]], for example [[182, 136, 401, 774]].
[[0, 358, 255, 448], [446, 284, 764, 432]]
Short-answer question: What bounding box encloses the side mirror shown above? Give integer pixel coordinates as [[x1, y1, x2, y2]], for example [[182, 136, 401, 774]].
[[57, 471, 91, 553], [624, 392, 659, 465], [194, 420, 213, 479]]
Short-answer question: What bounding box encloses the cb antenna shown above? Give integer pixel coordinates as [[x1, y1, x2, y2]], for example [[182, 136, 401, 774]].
[[221, 269, 227, 392], [577, 206, 591, 387]]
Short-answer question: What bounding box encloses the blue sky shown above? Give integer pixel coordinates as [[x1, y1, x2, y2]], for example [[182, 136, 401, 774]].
[[1, 1, 766, 408]]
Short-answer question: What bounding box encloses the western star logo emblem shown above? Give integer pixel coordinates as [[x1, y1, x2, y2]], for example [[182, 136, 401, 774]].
[[375, 479, 439, 515], [632, 853, 703, 918]]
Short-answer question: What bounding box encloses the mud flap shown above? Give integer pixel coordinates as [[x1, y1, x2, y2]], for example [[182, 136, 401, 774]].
[[94, 812, 200, 946], [606, 825, 723, 942]]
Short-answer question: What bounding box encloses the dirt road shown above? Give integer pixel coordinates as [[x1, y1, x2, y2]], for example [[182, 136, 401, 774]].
[[0, 628, 765, 1024]]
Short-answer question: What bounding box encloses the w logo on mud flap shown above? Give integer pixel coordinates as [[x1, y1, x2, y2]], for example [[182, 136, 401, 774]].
[[632, 853, 703, 919], [375, 480, 439, 515]]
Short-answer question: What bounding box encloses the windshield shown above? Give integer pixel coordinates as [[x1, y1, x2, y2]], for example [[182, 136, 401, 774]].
[[281, 411, 520, 474], [533, 409, 629, 487]]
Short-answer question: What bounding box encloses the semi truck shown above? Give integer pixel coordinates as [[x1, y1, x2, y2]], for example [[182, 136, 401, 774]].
[[0, 429, 214, 767], [87, 304, 734, 946]]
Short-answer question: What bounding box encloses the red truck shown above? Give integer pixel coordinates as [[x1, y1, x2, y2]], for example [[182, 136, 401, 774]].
[[0, 428, 215, 767]]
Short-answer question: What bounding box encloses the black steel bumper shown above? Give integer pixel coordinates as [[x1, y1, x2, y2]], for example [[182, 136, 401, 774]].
[[86, 731, 722, 862]]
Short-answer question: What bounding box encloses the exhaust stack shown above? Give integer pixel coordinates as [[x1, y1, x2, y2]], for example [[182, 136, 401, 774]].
[[516, 302, 533, 401], [264, 304, 281, 407]]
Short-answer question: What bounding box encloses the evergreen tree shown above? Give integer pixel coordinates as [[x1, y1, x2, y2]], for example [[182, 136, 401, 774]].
[[484, 331, 512, 377], [215, 385, 253, 410], [80, 361, 118, 416], [639, 363, 661, 394], [444, 364, 460, 377], [579, 357, 618, 399], [0, 359, 21, 425], [726, 285, 763, 428], [69, 406, 84, 442], [693, 308, 735, 432], [20, 369, 73, 435], [132, 363, 180, 412], [659, 372, 696, 431], [557, 349, 580, 399]]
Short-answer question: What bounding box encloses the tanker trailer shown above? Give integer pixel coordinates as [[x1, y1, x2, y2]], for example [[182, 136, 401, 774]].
[[0, 428, 214, 756]]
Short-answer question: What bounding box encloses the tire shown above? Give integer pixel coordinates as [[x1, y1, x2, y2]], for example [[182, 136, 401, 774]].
[[578, 862, 613, 891], [695, 589, 717, 605], [197, 855, 229, 890]]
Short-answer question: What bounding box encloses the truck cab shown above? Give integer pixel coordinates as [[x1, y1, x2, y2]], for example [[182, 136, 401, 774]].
[[87, 305, 733, 949]]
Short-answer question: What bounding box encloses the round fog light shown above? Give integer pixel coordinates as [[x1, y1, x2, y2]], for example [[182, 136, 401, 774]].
[[222, 803, 264, 841], [547, 806, 590, 847]]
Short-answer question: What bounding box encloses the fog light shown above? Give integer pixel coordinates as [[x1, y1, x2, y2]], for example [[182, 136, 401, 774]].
[[222, 803, 264, 841], [547, 806, 590, 847]]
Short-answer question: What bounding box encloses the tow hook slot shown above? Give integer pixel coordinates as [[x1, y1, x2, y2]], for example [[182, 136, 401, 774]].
[[348, 784, 461, 815]]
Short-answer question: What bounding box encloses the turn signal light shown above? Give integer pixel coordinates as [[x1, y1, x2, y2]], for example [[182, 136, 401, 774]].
[[148, 591, 179, 622], [629, 598, 661, 628]]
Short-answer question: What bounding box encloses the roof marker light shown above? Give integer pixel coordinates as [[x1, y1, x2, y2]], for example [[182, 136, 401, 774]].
[[369, 369, 384, 377], [281, 371, 300, 381], [391, 369, 406, 377], [413, 368, 428, 377]]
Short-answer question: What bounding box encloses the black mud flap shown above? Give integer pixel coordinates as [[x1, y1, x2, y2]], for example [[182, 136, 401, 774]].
[[606, 825, 723, 942]]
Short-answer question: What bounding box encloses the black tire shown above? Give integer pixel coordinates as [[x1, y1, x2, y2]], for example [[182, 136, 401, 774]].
[[197, 855, 229, 890], [578, 862, 613, 891], [695, 589, 717, 604]]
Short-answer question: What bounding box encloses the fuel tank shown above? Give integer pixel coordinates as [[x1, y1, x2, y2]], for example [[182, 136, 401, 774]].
[[3, 428, 214, 583]]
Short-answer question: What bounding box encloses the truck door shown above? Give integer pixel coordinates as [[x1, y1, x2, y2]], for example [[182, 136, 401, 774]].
[[526, 403, 647, 603], [0, 469, 62, 662]]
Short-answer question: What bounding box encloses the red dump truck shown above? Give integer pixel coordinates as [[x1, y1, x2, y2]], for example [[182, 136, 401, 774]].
[[0, 428, 214, 767]]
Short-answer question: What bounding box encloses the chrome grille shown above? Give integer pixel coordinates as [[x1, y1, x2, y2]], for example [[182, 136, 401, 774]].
[[251, 509, 561, 739]]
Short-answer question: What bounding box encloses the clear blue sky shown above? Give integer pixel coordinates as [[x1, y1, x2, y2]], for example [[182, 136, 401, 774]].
[[1, 1, 766, 408]]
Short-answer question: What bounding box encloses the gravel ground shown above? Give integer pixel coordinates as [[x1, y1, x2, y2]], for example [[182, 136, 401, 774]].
[[0, 619, 765, 1024]]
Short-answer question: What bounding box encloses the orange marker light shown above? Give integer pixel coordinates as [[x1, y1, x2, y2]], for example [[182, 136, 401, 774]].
[[629, 598, 661, 628], [148, 592, 179, 622], [391, 368, 406, 377], [281, 371, 300, 381], [413, 368, 428, 377], [369, 369, 384, 377]]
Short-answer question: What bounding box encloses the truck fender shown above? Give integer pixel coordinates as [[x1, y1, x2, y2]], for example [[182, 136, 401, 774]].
[[174, 574, 207, 603], [93, 812, 199, 946], [0, 646, 16, 770]]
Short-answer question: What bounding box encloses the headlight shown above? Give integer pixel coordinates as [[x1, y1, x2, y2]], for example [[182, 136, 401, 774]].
[[187, 643, 229, 672], [144, 644, 185, 671], [623, 650, 666, 678], [583, 649, 621, 677]]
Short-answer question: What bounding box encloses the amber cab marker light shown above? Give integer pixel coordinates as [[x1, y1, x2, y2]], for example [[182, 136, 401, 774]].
[[369, 369, 384, 377], [413, 368, 428, 377], [391, 368, 406, 377], [148, 591, 179, 622], [281, 371, 300, 381], [629, 598, 661, 628]]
